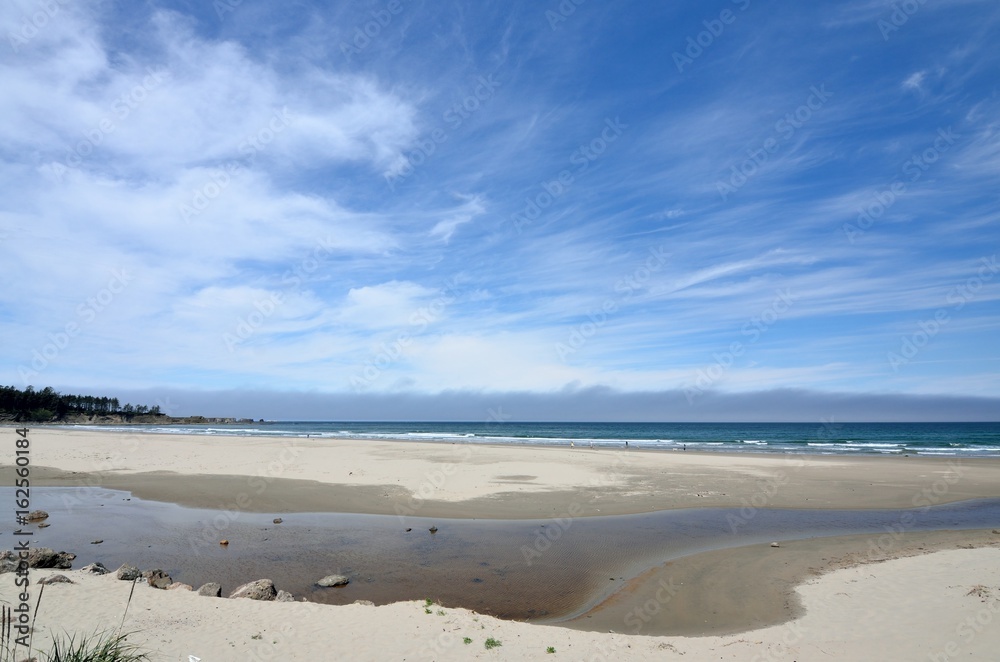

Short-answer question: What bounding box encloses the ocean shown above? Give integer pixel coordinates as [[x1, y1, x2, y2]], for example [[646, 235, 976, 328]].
[[67, 421, 1000, 457]]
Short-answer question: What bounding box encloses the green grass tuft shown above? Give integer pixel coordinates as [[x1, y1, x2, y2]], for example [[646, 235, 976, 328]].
[[44, 631, 149, 662], [484, 637, 502, 650]]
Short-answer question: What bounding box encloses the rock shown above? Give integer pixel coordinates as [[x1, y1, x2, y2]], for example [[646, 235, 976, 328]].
[[276, 590, 295, 602], [316, 574, 350, 588], [167, 582, 194, 591], [116, 564, 141, 581], [353, 599, 375, 606], [273, 518, 283, 524], [405, 528, 412, 532], [37, 523, 50, 528], [143, 569, 172, 589], [37, 574, 73, 585], [219, 540, 229, 546], [81, 562, 109, 575], [992, 529, 1000, 534], [429, 526, 438, 533], [26, 548, 75, 569], [90, 540, 103, 545], [229, 579, 277, 601], [197, 582, 222, 597], [0, 550, 19, 574], [25, 510, 48, 521], [770, 542, 780, 548]]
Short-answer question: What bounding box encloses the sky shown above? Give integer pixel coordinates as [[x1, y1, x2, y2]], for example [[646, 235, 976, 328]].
[[1, 0, 999, 421]]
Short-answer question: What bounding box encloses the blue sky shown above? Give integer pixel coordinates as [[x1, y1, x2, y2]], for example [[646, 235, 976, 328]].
[[2, 0, 999, 419]]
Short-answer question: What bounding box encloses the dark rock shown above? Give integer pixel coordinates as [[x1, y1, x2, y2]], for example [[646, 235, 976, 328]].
[[316, 574, 350, 587], [116, 564, 141, 581], [143, 569, 172, 589], [0, 550, 19, 574], [25, 510, 48, 521], [276, 590, 295, 602], [27, 548, 75, 569], [273, 518, 283, 524], [229, 579, 277, 600], [37, 523, 50, 528], [81, 562, 109, 575], [429, 526, 438, 534], [197, 582, 222, 597], [38, 574, 73, 585], [90, 540, 103, 545]]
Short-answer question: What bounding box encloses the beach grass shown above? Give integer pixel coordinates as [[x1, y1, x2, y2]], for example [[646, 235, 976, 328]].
[[1, 578, 149, 662]]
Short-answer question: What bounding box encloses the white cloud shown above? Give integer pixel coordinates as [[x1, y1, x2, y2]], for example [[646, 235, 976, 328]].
[[902, 71, 926, 93]]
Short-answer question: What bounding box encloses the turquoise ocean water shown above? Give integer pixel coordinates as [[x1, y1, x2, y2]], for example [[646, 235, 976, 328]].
[[69, 421, 1000, 456]]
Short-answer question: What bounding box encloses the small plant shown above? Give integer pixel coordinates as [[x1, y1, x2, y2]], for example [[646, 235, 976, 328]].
[[424, 598, 435, 606], [45, 631, 150, 662], [436, 609, 445, 616], [463, 637, 473, 645], [485, 637, 502, 650], [251, 633, 262, 640], [424, 608, 432, 614], [547, 646, 556, 653]]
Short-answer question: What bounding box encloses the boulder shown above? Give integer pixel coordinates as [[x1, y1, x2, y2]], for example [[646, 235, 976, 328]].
[[167, 582, 194, 591], [316, 574, 350, 587], [81, 562, 109, 575], [0, 550, 19, 574], [27, 548, 75, 569], [116, 564, 141, 581], [38, 574, 73, 585], [276, 590, 295, 602], [197, 582, 222, 597], [143, 569, 172, 589], [229, 579, 277, 601]]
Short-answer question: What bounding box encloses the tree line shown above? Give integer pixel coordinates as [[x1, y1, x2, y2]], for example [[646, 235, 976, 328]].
[[0, 385, 162, 422]]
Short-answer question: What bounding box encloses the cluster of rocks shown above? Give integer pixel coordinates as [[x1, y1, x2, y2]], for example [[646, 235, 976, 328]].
[[113, 564, 296, 601], [0, 547, 76, 571], [2, 547, 351, 603]]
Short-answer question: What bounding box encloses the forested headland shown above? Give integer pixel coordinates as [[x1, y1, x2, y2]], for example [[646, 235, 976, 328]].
[[0, 385, 250, 424]]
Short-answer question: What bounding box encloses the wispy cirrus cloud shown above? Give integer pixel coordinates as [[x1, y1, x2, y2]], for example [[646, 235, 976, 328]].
[[2, 0, 998, 413]]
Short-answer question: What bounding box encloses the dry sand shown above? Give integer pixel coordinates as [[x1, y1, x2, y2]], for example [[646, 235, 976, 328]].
[[4, 546, 999, 661], [4, 427, 1000, 660]]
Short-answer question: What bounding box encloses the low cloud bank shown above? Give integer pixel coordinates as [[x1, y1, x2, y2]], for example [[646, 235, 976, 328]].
[[68, 386, 1000, 422]]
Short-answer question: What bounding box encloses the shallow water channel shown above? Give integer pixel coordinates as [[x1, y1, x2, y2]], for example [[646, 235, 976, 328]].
[[4, 488, 999, 626]]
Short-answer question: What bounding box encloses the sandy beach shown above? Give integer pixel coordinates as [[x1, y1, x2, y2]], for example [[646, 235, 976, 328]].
[[4, 427, 1000, 660], [4, 545, 999, 661], [20, 428, 1000, 517]]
